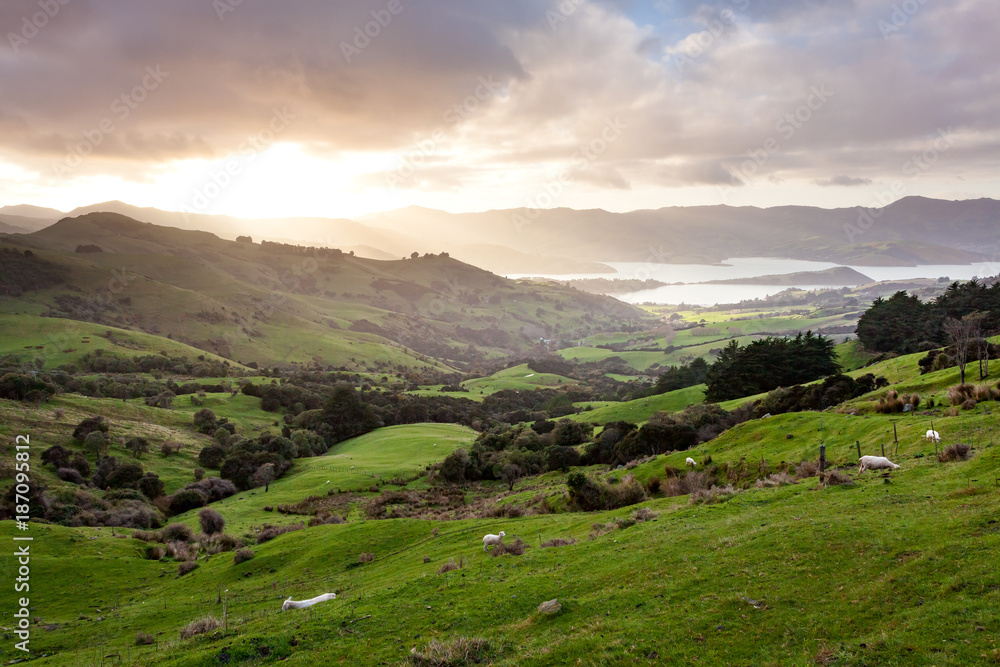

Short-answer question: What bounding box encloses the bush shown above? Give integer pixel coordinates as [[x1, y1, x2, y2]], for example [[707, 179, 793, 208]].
[[795, 461, 820, 479], [138, 473, 165, 500], [540, 537, 576, 548], [145, 545, 165, 561], [179, 615, 220, 639], [178, 561, 199, 576], [69, 455, 91, 478], [135, 632, 155, 646], [57, 467, 86, 485], [168, 489, 207, 514], [661, 471, 712, 497], [192, 409, 218, 434], [437, 558, 462, 574], [819, 470, 853, 486], [73, 416, 109, 442], [490, 536, 529, 557], [161, 441, 183, 457], [198, 508, 225, 535], [961, 398, 977, 411], [755, 472, 796, 488], [256, 523, 304, 544], [690, 485, 737, 505], [567, 472, 647, 511], [939, 443, 971, 462], [234, 548, 255, 565], [161, 523, 194, 543], [41, 444, 71, 469], [105, 462, 145, 490], [193, 468, 205, 482], [359, 551, 375, 563]]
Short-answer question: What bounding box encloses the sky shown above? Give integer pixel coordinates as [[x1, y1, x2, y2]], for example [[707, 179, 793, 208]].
[[0, 0, 997, 219]]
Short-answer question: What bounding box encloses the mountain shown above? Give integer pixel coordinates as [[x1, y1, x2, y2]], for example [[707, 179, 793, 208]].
[[0, 204, 64, 219], [360, 197, 999, 267], [2, 212, 649, 371]]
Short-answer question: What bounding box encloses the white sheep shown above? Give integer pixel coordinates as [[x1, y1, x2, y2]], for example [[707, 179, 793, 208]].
[[926, 430, 941, 443], [858, 455, 900, 473], [482, 531, 505, 551], [685, 457, 697, 467], [281, 593, 336, 610]]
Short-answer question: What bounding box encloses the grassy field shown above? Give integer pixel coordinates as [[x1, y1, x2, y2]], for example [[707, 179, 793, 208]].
[[173, 424, 477, 532], [570, 385, 708, 425], [460, 364, 580, 395], [3, 406, 999, 666]]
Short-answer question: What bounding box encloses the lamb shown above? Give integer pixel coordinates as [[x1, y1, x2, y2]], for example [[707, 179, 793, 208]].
[[281, 593, 336, 610], [482, 531, 505, 551], [858, 455, 900, 473], [925, 430, 941, 443], [685, 457, 697, 467]]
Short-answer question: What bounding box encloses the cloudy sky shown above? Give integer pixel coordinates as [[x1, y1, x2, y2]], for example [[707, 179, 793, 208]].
[[1, 0, 997, 219]]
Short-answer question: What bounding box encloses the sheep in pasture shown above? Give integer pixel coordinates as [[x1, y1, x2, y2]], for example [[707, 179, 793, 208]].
[[926, 430, 941, 443], [281, 593, 336, 610], [685, 457, 697, 467], [482, 531, 506, 551], [858, 455, 900, 473]]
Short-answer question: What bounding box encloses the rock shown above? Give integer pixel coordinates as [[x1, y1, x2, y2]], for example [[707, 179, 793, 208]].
[[537, 599, 561, 614]]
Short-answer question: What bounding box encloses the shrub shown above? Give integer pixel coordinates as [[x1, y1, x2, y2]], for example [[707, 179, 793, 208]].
[[178, 561, 199, 576], [69, 455, 91, 478], [645, 476, 661, 495], [938, 443, 971, 462], [961, 398, 977, 411], [179, 615, 220, 639], [819, 470, 853, 486], [135, 632, 155, 646], [423, 556, 432, 563], [72, 416, 109, 442], [408, 637, 492, 667], [41, 444, 70, 469], [661, 470, 712, 497], [138, 473, 165, 500], [359, 552, 375, 563], [168, 489, 207, 514], [192, 409, 218, 434], [161, 523, 194, 543], [132, 530, 158, 542], [308, 513, 345, 527], [57, 467, 86, 485], [755, 472, 796, 488], [233, 548, 255, 565], [567, 472, 647, 511], [185, 477, 236, 503], [256, 523, 304, 544], [437, 557, 461, 574], [948, 384, 975, 406], [193, 468, 205, 482], [161, 441, 183, 457], [973, 384, 1000, 402], [145, 545, 165, 560], [540, 537, 576, 548], [198, 508, 225, 536], [795, 461, 820, 479], [491, 536, 529, 557], [690, 485, 737, 505], [633, 507, 657, 522]]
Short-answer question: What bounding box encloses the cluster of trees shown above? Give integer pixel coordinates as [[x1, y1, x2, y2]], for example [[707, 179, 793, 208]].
[[857, 281, 1000, 355], [634, 357, 708, 399], [0, 246, 67, 296], [705, 332, 838, 402]]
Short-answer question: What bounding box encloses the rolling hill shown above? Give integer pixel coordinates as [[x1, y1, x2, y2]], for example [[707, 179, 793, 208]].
[[0, 212, 650, 372]]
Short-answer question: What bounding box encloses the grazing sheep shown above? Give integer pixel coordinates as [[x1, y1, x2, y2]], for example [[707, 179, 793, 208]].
[[926, 430, 941, 443], [482, 531, 505, 551], [858, 455, 900, 473], [685, 457, 697, 467], [281, 593, 336, 610]]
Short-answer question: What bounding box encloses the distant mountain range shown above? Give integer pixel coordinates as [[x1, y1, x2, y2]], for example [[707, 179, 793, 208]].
[[3, 196, 998, 274]]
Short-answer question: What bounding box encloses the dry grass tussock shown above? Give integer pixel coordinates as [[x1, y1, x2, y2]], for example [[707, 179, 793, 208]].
[[689, 484, 737, 505], [540, 537, 576, 548], [818, 469, 853, 486], [437, 557, 463, 574], [938, 443, 971, 462], [179, 615, 220, 639], [490, 536, 530, 557], [408, 636, 494, 666], [755, 472, 796, 488]]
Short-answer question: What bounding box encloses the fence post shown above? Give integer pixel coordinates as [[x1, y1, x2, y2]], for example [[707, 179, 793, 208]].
[[819, 444, 826, 473], [855, 441, 861, 460]]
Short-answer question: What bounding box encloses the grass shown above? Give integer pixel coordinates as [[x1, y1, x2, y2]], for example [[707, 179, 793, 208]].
[[461, 364, 579, 395], [4, 404, 1000, 665], [569, 384, 707, 425], [173, 423, 477, 532]]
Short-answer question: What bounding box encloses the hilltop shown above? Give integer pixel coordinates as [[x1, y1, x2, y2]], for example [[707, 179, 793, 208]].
[[703, 266, 874, 286]]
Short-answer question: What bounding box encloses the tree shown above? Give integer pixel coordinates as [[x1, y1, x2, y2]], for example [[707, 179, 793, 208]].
[[84, 431, 108, 458], [73, 416, 109, 442], [138, 473, 165, 500], [944, 314, 980, 385], [192, 408, 218, 434], [501, 464, 522, 492], [198, 444, 227, 470], [253, 463, 276, 492], [126, 436, 150, 460]]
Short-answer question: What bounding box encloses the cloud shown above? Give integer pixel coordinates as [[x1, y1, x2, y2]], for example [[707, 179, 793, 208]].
[[815, 175, 874, 187], [0, 0, 998, 210]]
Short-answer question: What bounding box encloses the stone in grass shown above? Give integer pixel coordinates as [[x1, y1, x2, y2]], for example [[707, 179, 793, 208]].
[[537, 599, 561, 614]]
